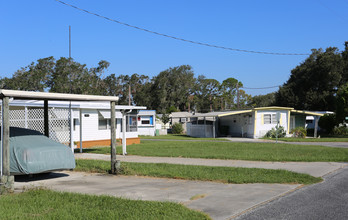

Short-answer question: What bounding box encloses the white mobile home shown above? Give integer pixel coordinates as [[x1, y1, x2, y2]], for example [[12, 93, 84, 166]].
[[187, 107, 324, 138], [0, 100, 146, 147], [137, 110, 156, 136]]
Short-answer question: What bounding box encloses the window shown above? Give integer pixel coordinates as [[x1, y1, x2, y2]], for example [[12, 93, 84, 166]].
[[139, 116, 153, 125], [142, 120, 150, 124], [264, 114, 277, 124], [98, 119, 110, 130]]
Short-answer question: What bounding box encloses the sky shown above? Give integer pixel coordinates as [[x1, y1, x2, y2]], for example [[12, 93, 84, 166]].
[[1, 0, 347, 96]]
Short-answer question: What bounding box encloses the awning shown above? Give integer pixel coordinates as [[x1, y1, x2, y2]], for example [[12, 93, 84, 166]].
[[98, 110, 111, 119]]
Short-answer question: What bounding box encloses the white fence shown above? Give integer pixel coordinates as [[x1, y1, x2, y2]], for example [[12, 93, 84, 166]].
[[0, 107, 71, 145]]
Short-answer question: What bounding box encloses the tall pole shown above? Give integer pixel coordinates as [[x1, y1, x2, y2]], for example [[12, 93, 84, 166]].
[[69, 25, 71, 58], [69, 25, 74, 152], [128, 84, 131, 106], [236, 83, 240, 109]]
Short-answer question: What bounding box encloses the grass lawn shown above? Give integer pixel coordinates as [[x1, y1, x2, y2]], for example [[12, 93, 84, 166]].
[[140, 134, 228, 141], [82, 141, 348, 162], [0, 189, 209, 220], [277, 137, 348, 142], [75, 159, 322, 184]]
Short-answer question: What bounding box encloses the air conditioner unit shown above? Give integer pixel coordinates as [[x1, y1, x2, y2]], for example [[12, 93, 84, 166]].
[[180, 118, 187, 122]]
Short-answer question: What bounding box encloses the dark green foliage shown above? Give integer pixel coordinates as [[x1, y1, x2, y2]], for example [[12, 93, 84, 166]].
[[291, 127, 307, 138], [161, 114, 170, 124], [172, 123, 184, 134], [318, 114, 336, 133], [249, 92, 276, 107], [264, 125, 286, 138], [275, 44, 348, 111], [336, 83, 348, 124], [1, 57, 252, 113]]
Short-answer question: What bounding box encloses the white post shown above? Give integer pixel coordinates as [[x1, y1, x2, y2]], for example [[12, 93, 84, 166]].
[[79, 109, 83, 153], [122, 112, 127, 155], [204, 117, 206, 138], [70, 107, 74, 153], [213, 117, 216, 138], [24, 106, 28, 128]]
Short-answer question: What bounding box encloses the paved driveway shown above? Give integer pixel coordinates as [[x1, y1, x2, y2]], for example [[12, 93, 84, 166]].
[[15, 172, 300, 220]]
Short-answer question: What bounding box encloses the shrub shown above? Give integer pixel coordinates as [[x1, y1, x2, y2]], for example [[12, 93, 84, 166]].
[[332, 126, 348, 136], [264, 125, 286, 138], [172, 123, 184, 134], [318, 114, 336, 134], [291, 127, 307, 138]]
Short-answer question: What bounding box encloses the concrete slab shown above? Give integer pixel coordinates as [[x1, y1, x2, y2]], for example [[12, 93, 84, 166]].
[[75, 153, 348, 177], [15, 171, 300, 220]]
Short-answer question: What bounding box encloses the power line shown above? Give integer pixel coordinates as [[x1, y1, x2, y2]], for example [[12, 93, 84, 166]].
[[54, 0, 310, 56]]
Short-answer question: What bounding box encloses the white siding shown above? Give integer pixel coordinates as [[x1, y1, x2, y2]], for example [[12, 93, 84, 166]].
[[254, 110, 289, 138], [72, 109, 138, 141]]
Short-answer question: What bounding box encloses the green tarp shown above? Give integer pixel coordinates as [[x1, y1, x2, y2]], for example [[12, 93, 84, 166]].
[[1, 127, 75, 175]]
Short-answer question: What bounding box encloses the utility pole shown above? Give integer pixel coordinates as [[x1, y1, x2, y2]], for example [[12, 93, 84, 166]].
[[236, 83, 240, 109], [69, 25, 74, 152], [128, 84, 131, 106]]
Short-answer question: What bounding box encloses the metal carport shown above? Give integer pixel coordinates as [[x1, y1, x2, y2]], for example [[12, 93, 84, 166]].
[[0, 89, 121, 194]]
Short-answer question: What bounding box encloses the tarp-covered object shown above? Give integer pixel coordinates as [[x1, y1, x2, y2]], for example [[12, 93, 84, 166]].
[[0, 127, 75, 175]]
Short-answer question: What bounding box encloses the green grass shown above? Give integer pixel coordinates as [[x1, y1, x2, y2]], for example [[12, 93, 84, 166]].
[[277, 137, 348, 142], [82, 141, 348, 162], [140, 134, 228, 141], [75, 159, 322, 185], [0, 189, 210, 220]]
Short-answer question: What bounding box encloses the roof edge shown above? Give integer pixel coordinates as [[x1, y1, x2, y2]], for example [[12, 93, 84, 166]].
[[0, 89, 119, 102], [290, 110, 324, 116], [253, 106, 294, 110]]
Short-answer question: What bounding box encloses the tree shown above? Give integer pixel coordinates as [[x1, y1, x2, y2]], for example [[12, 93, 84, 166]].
[[249, 92, 276, 107], [194, 76, 221, 112], [275, 47, 345, 111], [151, 65, 195, 113], [220, 77, 239, 110], [336, 83, 348, 124], [1, 57, 55, 91]]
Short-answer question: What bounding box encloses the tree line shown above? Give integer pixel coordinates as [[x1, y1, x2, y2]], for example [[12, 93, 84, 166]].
[[1, 41, 347, 122], [0, 57, 251, 113]]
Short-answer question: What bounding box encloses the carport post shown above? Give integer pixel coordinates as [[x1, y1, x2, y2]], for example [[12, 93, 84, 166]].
[[110, 101, 117, 174], [44, 100, 49, 137], [0, 96, 14, 194], [79, 109, 83, 153], [314, 116, 319, 138]]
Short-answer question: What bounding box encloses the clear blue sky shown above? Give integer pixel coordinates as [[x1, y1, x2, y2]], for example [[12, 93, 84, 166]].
[[1, 0, 347, 96]]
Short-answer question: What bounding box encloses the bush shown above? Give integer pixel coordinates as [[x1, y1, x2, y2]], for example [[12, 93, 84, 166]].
[[291, 127, 307, 138], [332, 126, 348, 136], [264, 125, 286, 138], [318, 114, 336, 134], [172, 123, 184, 134]]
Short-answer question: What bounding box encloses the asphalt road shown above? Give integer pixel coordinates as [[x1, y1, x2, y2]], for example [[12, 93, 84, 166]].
[[235, 166, 348, 220]]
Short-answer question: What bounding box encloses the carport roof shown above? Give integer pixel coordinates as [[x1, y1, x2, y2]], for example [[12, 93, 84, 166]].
[[190, 107, 325, 118], [0, 89, 119, 102], [191, 110, 252, 118]]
